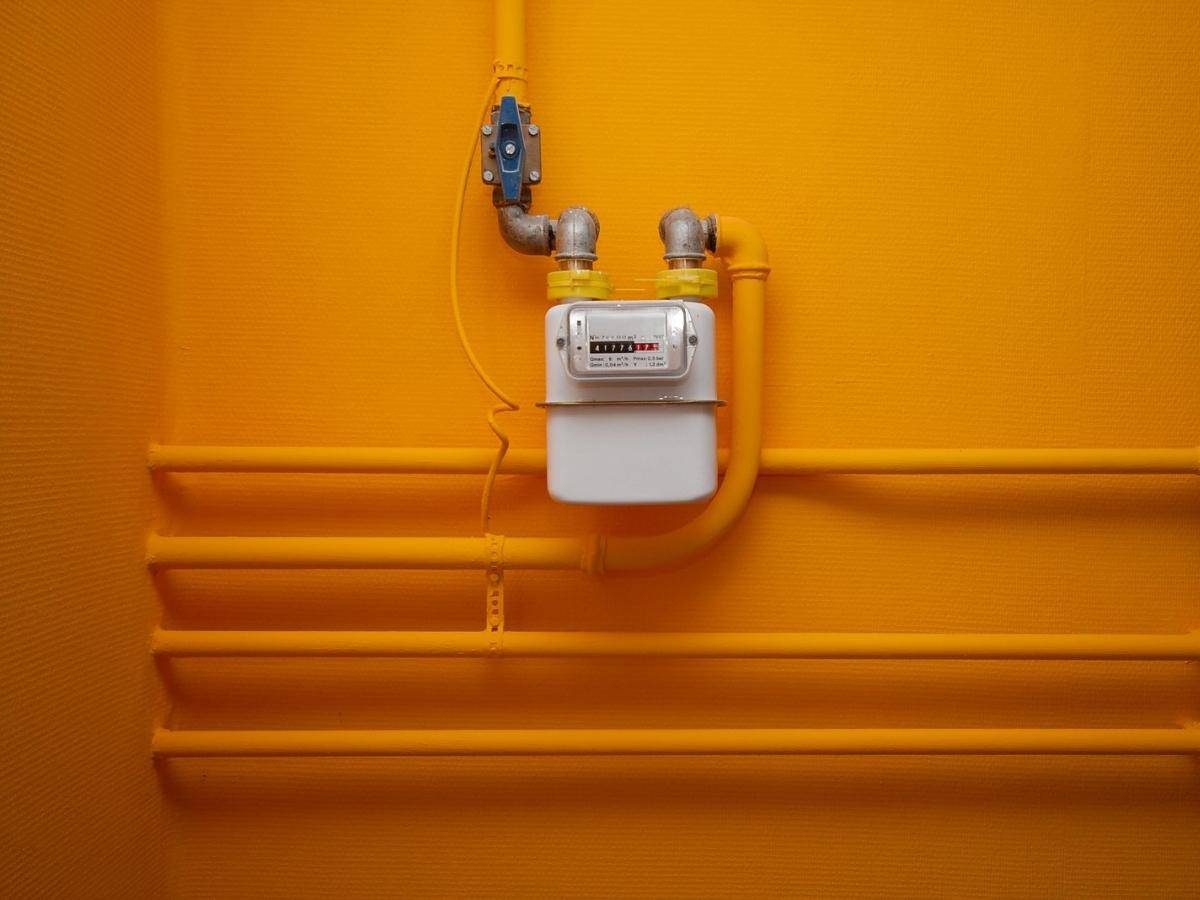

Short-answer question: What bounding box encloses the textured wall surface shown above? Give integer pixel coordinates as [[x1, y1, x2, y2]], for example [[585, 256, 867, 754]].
[[156, 2, 1199, 896], [0, 2, 166, 897], [5, 0, 1200, 897]]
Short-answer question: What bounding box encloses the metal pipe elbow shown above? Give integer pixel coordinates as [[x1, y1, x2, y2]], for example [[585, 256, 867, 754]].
[[659, 207, 713, 266], [554, 206, 599, 267], [496, 204, 554, 256], [713, 214, 769, 278]]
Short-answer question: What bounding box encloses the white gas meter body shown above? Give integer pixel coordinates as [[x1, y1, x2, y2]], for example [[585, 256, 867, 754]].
[[544, 298, 718, 504]]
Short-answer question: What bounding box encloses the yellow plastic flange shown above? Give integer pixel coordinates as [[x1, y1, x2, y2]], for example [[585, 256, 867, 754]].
[[654, 267, 718, 299], [546, 269, 612, 301]]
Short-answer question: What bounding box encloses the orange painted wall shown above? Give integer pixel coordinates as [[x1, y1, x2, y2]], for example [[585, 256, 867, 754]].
[[1, 2, 167, 896], [5, 1, 1200, 897]]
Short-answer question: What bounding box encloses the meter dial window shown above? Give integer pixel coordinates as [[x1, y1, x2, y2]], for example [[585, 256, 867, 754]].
[[564, 303, 692, 379]]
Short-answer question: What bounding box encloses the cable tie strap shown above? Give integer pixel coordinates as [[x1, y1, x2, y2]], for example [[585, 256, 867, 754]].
[[486, 533, 505, 655]]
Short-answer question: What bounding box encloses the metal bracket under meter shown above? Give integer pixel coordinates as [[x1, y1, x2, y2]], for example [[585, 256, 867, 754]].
[[480, 95, 543, 201]]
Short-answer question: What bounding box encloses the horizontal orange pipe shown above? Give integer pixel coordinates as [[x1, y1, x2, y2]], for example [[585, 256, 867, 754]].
[[151, 727, 1200, 758], [151, 629, 1200, 660], [145, 534, 586, 571], [762, 446, 1200, 475], [147, 445, 1200, 475], [148, 445, 550, 475]]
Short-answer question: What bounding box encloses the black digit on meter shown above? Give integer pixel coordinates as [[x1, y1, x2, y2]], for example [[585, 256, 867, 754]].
[[590, 341, 635, 354]]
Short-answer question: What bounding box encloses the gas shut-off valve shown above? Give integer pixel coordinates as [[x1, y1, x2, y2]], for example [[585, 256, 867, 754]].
[[479, 95, 542, 202], [482, 96, 719, 506]]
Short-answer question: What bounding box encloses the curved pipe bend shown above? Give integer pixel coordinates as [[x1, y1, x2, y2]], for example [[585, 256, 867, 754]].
[[598, 214, 770, 573], [495, 204, 554, 256]]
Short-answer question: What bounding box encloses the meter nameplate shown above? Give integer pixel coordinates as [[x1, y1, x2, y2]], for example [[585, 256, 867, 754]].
[[564, 303, 691, 379]]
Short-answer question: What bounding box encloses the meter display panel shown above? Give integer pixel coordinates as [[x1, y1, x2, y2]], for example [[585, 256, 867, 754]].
[[564, 303, 691, 379]]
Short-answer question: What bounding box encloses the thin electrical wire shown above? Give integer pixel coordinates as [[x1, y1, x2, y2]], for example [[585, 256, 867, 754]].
[[448, 77, 519, 533]]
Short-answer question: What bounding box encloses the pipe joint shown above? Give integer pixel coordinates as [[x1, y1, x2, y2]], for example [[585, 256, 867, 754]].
[[494, 201, 600, 266], [713, 214, 769, 275], [717, 214, 770, 281], [555, 206, 599, 269], [495, 202, 554, 256], [659, 207, 711, 268]]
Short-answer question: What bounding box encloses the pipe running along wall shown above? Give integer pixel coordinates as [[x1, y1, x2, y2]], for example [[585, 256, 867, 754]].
[[146, 444, 1200, 475], [603, 216, 767, 570], [152, 727, 1200, 758], [493, 0, 527, 103], [151, 628, 1200, 660]]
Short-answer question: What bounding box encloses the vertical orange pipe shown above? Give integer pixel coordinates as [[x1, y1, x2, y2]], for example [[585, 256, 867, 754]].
[[602, 216, 770, 571], [494, 0, 528, 103]]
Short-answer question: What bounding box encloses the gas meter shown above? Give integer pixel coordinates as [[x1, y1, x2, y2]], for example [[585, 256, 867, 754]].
[[543, 269, 719, 505]]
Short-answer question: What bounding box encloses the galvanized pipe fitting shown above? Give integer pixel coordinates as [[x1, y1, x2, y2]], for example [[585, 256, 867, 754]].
[[554, 206, 599, 270], [494, 199, 600, 267], [495, 203, 554, 256], [659, 207, 715, 268]]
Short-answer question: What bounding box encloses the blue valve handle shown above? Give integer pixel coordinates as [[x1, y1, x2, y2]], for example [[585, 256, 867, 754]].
[[495, 95, 525, 203]]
